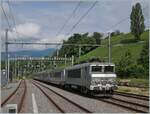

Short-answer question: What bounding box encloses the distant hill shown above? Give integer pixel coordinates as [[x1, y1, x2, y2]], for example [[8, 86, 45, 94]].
[[77, 30, 149, 63], [1, 48, 55, 60]]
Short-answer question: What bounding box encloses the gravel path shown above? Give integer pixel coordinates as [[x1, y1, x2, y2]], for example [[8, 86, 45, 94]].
[[21, 80, 60, 113], [1, 80, 24, 113], [36, 82, 90, 113], [35, 80, 133, 113], [1, 81, 20, 103]]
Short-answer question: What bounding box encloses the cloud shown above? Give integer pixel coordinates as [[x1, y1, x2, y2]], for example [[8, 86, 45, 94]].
[[1, 1, 149, 52], [1, 22, 41, 52], [8, 22, 40, 40]]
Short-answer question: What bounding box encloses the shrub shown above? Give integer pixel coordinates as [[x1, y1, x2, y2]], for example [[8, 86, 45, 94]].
[[120, 38, 138, 44], [127, 64, 145, 78]]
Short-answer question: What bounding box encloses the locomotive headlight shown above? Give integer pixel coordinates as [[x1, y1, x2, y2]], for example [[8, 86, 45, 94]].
[[91, 80, 96, 85], [108, 79, 112, 84]]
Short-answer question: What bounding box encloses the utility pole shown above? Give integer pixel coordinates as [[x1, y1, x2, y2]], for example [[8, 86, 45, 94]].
[[65, 54, 66, 66], [8, 54, 10, 83], [108, 32, 111, 63], [5, 29, 9, 84], [72, 55, 74, 66], [17, 57, 19, 77], [14, 55, 17, 80], [79, 45, 81, 58], [57, 49, 59, 58]]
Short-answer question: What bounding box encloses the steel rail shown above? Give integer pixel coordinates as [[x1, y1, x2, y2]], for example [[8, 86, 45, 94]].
[[18, 80, 27, 113], [98, 97, 148, 113], [33, 80, 92, 113], [114, 91, 149, 101], [32, 82, 65, 113], [1, 80, 22, 107], [111, 97, 149, 108]]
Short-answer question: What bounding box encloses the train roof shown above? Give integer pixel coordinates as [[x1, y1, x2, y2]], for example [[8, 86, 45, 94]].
[[33, 62, 115, 74], [66, 62, 115, 70]]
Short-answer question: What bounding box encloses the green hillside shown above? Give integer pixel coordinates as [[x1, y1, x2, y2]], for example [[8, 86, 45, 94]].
[[77, 30, 149, 63]]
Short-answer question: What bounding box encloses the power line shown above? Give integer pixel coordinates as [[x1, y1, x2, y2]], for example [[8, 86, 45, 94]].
[[7, 0, 20, 39], [1, 3, 11, 29], [105, 16, 130, 32], [105, 5, 148, 32], [56, 1, 82, 36], [55, 1, 82, 50], [7, 41, 105, 47], [67, 1, 98, 36]]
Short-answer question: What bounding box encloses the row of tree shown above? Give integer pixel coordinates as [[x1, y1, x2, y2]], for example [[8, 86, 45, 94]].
[[53, 32, 103, 57]]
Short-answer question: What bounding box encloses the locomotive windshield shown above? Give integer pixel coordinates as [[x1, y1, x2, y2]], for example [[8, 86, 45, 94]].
[[104, 66, 114, 72], [92, 66, 102, 72]]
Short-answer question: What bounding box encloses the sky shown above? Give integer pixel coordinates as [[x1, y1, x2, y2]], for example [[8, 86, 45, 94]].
[[0, 0, 149, 52]]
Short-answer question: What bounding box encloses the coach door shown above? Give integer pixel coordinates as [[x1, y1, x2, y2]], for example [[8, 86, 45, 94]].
[[84, 66, 89, 87]]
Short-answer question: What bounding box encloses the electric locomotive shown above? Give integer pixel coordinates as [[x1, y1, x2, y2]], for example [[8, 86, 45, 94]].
[[33, 62, 118, 95]]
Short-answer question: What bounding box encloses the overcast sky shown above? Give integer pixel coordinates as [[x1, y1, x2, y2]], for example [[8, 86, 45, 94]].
[[0, 0, 149, 52]]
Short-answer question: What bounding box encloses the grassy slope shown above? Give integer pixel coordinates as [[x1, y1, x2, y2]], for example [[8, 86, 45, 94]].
[[78, 30, 149, 63]]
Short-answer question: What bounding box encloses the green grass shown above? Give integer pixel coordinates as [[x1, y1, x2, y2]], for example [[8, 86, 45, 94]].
[[116, 86, 149, 96], [116, 78, 149, 88], [77, 30, 149, 63], [78, 43, 144, 63], [129, 78, 149, 87], [101, 30, 149, 45]]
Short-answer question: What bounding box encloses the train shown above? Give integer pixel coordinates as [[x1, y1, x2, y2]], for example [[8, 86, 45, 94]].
[[33, 62, 118, 95]]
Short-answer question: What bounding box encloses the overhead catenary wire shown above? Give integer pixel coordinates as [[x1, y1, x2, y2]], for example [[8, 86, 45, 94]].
[[7, 0, 20, 39], [105, 5, 148, 32], [55, 1, 82, 52], [3, 2, 148, 47], [1, 3, 11, 29], [56, 1, 82, 36], [1, 1, 41, 42], [67, 1, 98, 36]]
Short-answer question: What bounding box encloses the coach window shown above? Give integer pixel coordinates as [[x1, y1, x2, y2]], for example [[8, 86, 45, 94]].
[[55, 72, 61, 77], [104, 66, 114, 73], [68, 69, 81, 78], [92, 66, 102, 72]]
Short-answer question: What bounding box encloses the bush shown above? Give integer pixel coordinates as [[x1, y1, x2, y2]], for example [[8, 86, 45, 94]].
[[116, 50, 133, 78], [120, 38, 138, 44], [126, 64, 145, 78], [116, 63, 145, 78], [137, 41, 149, 77]]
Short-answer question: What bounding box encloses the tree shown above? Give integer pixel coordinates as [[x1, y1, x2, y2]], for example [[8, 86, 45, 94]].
[[58, 33, 97, 57], [130, 3, 145, 40], [115, 30, 120, 35], [116, 50, 133, 77], [93, 32, 102, 44], [137, 41, 149, 76]]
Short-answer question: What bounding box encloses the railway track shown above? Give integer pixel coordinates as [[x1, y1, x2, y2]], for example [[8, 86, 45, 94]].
[[98, 94, 149, 113], [114, 91, 149, 101], [33, 80, 148, 113], [32, 80, 92, 113], [1, 80, 22, 107], [1, 80, 27, 113]]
